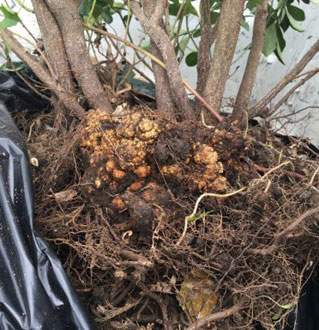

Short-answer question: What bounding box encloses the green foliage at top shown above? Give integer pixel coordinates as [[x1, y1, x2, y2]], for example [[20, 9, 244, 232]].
[[169, 0, 199, 17], [262, 0, 308, 63], [2, 0, 313, 67], [1, 0, 317, 69], [75, 0, 314, 67], [0, 5, 20, 29]]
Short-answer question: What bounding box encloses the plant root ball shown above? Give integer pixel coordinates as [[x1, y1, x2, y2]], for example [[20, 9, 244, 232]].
[[80, 107, 228, 233]]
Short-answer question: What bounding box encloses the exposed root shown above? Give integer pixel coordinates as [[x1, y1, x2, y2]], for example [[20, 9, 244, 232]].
[[186, 298, 246, 330], [249, 206, 319, 255], [14, 105, 319, 330]]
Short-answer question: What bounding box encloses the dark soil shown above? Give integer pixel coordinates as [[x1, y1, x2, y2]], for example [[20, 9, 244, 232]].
[[13, 106, 319, 330]]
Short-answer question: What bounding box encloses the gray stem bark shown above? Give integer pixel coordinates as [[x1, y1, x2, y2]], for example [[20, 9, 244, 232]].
[[45, 0, 113, 112], [142, 0, 176, 120], [203, 0, 245, 114], [31, 0, 75, 94], [132, 1, 194, 121], [249, 39, 319, 118], [196, 0, 218, 95], [232, 0, 268, 122], [0, 29, 86, 118]]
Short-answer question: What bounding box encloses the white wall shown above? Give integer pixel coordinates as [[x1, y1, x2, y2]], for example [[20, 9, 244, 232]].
[[2, 1, 319, 145]]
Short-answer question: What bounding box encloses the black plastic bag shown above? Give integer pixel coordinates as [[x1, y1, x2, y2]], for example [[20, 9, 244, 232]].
[[282, 272, 319, 330], [0, 63, 49, 112], [0, 102, 96, 330]]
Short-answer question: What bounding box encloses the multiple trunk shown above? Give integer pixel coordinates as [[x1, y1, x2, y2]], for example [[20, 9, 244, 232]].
[[4, 0, 301, 126], [132, 1, 195, 121], [142, 0, 176, 120], [2, 0, 113, 118], [44, 0, 113, 112]]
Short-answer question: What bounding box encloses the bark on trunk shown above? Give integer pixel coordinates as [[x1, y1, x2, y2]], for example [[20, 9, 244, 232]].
[[196, 0, 218, 95], [203, 0, 245, 114], [132, 2, 194, 121], [151, 43, 177, 120], [142, 0, 176, 120], [31, 0, 75, 94], [45, 0, 113, 112], [232, 0, 268, 122], [0, 29, 86, 118]]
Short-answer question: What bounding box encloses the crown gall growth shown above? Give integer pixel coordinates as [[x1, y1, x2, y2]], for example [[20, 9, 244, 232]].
[[80, 108, 228, 233]]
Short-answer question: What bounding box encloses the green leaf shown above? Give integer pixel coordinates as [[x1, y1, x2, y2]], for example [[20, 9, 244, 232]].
[[169, 0, 197, 17], [265, 6, 276, 27], [285, 7, 305, 31], [113, 2, 124, 9], [178, 35, 190, 53], [92, 3, 104, 18], [193, 28, 201, 38], [280, 302, 295, 309], [101, 6, 113, 23], [272, 309, 283, 321], [211, 0, 222, 10], [78, 0, 92, 16], [187, 210, 212, 222], [275, 45, 285, 64], [79, 0, 114, 23], [280, 15, 290, 32], [185, 51, 198, 67], [287, 5, 305, 21], [140, 39, 150, 51], [263, 23, 277, 56], [276, 25, 286, 50], [0, 5, 20, 29], [246, 0, 262, 13], [97, 0, 114, 7], [274, 26, 286, 64], [278, 7, 286, 23], [311, 0, 319, 4], [210, 11, 219, 24], [169, 0, 180, 16], [121, 14, 132, 26], [184, 1, 198, 16], [271, 302, 294, 321], [2, 61, 24, 71]]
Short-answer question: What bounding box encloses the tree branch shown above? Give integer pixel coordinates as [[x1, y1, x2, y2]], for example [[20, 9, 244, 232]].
[[232, 0, 268, 122], [131, 1, 194, 121], [186, 298, 245, 330], [203, 0, 245, 114], [31, 0, 75, 93], [0, 28, 85, 118], [268, 68, 319, 117], [85, 24, 223, 122], [44, 0, 113, 112], [249, 39, 319, 118], [196, 0, 218, 95], [249, 206, 319, 255], [142, 0, 175, 120]]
